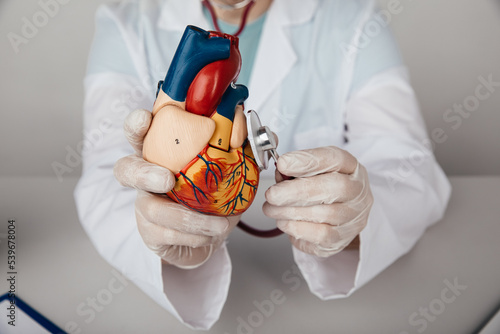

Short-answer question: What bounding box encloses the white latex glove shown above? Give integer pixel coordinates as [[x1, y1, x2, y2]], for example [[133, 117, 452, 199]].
[[263, 146, 373, 258], [113, 109, 240, 269]]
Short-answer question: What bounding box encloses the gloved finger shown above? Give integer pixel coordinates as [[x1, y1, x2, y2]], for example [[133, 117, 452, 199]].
[[345, 235, 360, 250], [124, 109, 152, 155], [287, 236, 347, 258], [158, 244, 214, 269], [274, 168, 284, 183], [272, 131, 279, 148], [262, 201, 358, 225], [227, 214, 242, 233], [276, 220, 361, 252], [114, 155, 176, 193], [136, 191, 230, 237], [136, 208, 219, 248], [271, 131, 284, 183], [265, 171, 364, 207], [277, 146, 357, 178]]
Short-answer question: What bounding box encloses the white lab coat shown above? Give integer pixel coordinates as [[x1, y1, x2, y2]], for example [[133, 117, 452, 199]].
[[74, 0, 451, 330]]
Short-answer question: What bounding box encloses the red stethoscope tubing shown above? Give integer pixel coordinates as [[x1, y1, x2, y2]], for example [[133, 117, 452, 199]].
[[237, 220, 284, 238], [201, 0, 256, 37]]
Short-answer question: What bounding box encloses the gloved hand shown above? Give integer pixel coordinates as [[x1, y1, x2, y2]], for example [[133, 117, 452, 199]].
[[113, 109, 240, 269], [263, 146, 373, 258]]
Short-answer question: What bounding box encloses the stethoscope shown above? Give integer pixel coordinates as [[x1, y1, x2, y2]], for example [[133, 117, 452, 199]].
[[240, 110, 284, 238], [201, 0, 285, 237], [201, 0, 256, 37]]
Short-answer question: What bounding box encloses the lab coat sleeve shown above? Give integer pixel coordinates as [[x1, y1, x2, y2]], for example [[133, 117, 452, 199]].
[[292, 66, 452, 299], [73, 5, 232, 330]]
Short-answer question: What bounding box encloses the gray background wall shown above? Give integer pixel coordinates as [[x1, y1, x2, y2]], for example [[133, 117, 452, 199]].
[[1, 0, 499, 179]]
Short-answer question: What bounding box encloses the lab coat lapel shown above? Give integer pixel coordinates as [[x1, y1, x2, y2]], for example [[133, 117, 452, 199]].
[[247, 0, 318, 111]]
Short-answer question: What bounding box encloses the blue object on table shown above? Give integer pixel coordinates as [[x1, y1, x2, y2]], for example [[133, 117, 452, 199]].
[[0, 293, 66, 334]]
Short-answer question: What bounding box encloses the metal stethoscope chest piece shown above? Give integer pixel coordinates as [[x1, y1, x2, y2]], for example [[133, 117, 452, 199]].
[[241, 109, 284, 238], [246, 110, 279, 171]]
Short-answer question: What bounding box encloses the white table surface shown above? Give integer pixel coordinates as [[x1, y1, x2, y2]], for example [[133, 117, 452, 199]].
[[0, 176, 499, 334]]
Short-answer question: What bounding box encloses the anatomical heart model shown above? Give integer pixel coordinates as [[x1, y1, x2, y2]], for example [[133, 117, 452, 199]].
[[143, 25, 260, 216]]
